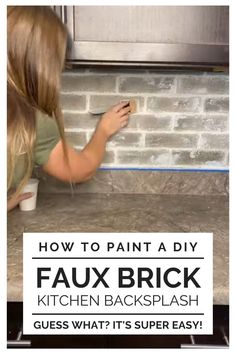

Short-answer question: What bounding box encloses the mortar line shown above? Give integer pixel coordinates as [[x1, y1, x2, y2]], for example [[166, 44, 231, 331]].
[[99, 167, 229, 172], [61, 91, 229, 98]]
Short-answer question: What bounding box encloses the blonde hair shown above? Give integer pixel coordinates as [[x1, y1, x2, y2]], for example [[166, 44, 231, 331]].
[[7, 6, 68, 197]]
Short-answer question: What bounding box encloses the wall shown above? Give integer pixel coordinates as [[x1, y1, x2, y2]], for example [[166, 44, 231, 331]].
[[60, 68, 229, 171]]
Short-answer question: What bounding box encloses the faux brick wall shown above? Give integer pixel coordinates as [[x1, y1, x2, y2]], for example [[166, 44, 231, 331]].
[[60, 69, 229, 169]]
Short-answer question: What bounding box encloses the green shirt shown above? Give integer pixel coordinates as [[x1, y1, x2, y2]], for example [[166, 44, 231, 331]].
[[12, 110, 60, 187]]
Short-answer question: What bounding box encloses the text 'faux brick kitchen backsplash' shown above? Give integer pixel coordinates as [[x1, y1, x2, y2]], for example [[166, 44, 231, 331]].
[[60, 69, 229, 170]]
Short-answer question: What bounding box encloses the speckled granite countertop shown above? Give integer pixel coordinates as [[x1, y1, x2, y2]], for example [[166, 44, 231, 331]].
[[7, 193, 228, 304]]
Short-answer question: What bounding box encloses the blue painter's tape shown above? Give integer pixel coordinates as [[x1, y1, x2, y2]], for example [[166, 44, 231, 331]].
[[98, 167, 229, 173]]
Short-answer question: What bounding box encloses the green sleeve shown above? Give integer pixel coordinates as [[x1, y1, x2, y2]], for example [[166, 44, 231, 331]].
[[33, 110, 61, 166]]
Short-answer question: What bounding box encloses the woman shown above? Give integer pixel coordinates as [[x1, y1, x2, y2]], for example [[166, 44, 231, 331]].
[[7, 6, 131, 211]]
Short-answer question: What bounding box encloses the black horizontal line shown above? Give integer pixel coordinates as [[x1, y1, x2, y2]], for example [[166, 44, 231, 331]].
[[32, 257, 204, 260], [32, 313, 204, 316]]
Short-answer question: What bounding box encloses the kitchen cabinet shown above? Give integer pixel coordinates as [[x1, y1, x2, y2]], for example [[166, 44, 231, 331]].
[[55, 6, 229, 67]]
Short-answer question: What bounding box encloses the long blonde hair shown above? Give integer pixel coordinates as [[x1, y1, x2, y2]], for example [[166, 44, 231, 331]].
[[7, 6, 68, 197]]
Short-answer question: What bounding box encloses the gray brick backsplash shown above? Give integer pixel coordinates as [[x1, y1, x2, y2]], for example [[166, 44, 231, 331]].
[[145, 133, 198, 148], [147, 97, 202, 113], [65, 131, 87, 147], [204, 97, 229, 112], [199, 133, 229, 150], [131, 115, 172, 131], [118, 76, 175, 93], [61, 94, 87, 111], [174, 114, 228, 132], [172, 150, 226, 167], [107, 132, 142, 147], [61, 74, 116, 92], [64, 113, 99, 130], [225, 151, 229, 166], [177, 76, 229, 94], [59, 70, 229, 170], [102, 151, 115, 164], [117, 149, 171, 166]]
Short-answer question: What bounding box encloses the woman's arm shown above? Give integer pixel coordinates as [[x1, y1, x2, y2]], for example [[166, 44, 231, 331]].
[[42, 101, 131, 183]]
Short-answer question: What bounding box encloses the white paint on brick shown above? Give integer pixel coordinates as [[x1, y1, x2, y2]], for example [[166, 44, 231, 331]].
[[143, 97, 147, 112], [150, 152, 170, 165], [85, 95, 89, 111], [115, 76, 119, 93], [62, 109, 87, 114], [190, 151, 196, 158], [205, 161, 225, 167], [171, 116, 176, 131], [197, 134, 203, 149], [140, 133, 146, 148], [65, 128, 90, 133]]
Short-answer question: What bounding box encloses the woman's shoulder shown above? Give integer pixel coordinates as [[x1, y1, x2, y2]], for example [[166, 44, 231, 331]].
[[35, 109, 59, 134]]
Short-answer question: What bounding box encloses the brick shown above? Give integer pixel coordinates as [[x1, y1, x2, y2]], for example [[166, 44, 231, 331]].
[[225, 152, 229, 165], [147, 97, 202, 113], [60, 94, 86, 111], [64, 113, 99, 130], [145, 133, 198, 148], [118, 76, 175, 93], [174, 114, 228, 132], [90, 95, 145, 112], [107, 132, 142, 147], [204, 98, 229, 112], [87, 131, 95, 140], [117, 149, 171, 166], [199, 134, 229, 149], [101, 151, 115, 164], [65, 131, 87, 147], [177, 75, 229, 94], [138, 115, 172, 131], [61, 75, 116, 92], [122, 114, 172, 131], [172, 150, 226, 167]]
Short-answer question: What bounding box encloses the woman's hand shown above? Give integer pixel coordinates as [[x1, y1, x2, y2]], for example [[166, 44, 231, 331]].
[[98, 101, 131, 139], [7, 192, 34, 211], [42, 101, 132, 184]]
